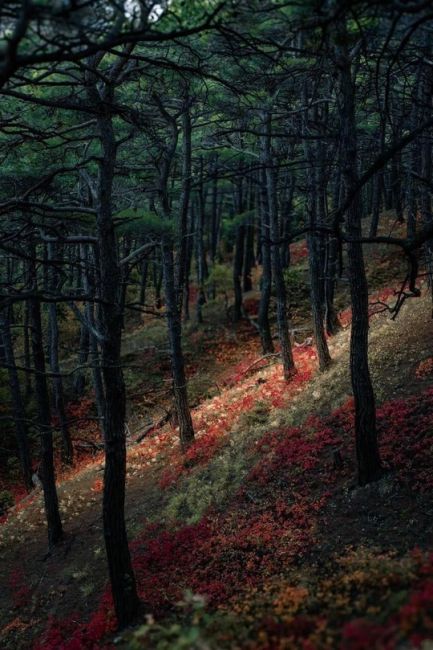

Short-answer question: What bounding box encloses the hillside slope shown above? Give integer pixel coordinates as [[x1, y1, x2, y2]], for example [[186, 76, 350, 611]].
[[1, 286, 433, 650]]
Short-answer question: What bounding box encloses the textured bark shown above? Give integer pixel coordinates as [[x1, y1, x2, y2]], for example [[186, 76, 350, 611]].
[[335, 25, 382, 485], [369, 122, 386, 238], [28, 287, 63, 547], [154, 93, 195, 449], [262, 110, 295, 379], [303, 113, 331, 371], [73, 321, 89, 398], [88, 62, 140, 627], [23, 301, 32, 398], [175, 103, 192, 315], [183, 201, 195, 322], [258, 167, 274, 354], [139, 258, 148, 306], [232, 220, 245, 322], [196, 157, 207, 323], [47, 243, 73, 465], [0, 313, 33, 490], [162, 237, 195, 449], [325, 162, 343, 336], [307, 233, 332, 371]]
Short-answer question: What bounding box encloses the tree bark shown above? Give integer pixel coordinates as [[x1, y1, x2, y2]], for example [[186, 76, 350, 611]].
[[28, 274, 63, 547], [262, 109, 295, 379], [0, 312, 33, 490], [258, 166, 274, 354], [335, 24, 383, 485], [89, 59, 140, 627]]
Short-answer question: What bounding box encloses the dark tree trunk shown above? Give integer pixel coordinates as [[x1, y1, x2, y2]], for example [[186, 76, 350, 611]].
[[233, 221, 245, 322], [243, 172, 255, 292], [335, 26, 382, 486], [280, 171, 295, 269], [262, 109, 295, 379], [74, 320, 89, 398], [139, 258, 148, 306], [369, 122, 386, 238], [307, 233, 332, 371], [162, 237, 195, 449], [258, 167, 274, 354], [325, 161, 343, 336], [88, 63, 140, 627], [175, 102, 192, 316], [196, 158, 207, 323], [28, 287, 63, 547], [47, 243, 73, 465], [302, 112, 331, 371], [210, 155, 220, 265], [154, 91, 195, 449], [183, 201, 195, 322], [23, 301, 33, 399], [0, 313, 33, 490]]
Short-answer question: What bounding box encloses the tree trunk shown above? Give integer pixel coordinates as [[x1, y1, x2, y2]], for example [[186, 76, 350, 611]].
[[232, 220, 245, 322], [258, 167, 274, 354], [162, 237, 195, 449], [28, 285, 63, 547], [89, 65, 140, 627], [0, 312, 33, 490], [47, 243, 73, 465], [335, 25, 382, 486], [262, 109, 295, 379]]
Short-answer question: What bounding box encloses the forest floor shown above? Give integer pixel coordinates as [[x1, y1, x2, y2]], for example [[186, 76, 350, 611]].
[[1, 229, 433, 649]]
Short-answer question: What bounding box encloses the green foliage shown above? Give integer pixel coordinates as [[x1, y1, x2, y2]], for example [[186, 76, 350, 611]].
[[283, 266, 310, 305], [128, 591, 238, 650], [205, 263, 232, 293], [0, 490, 14, 513], [115, 208, 173, 238], [129, 592, 210, 649], [221, 210, 255, 244]]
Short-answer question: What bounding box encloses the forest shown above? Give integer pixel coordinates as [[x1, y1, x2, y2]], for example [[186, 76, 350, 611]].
[[1, 0, 433, 648]]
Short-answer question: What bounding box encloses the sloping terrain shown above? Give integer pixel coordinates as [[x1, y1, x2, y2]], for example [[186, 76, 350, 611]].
[[1, 279, 433, 649]]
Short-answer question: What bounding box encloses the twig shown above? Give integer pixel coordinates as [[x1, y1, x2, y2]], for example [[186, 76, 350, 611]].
[[242, 353, 281, 376]]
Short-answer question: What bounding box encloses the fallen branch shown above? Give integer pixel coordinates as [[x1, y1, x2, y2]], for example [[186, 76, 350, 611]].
[[242, 353, 281, 376], [72, 437, 104, 451], [135, 411, 171, 444]]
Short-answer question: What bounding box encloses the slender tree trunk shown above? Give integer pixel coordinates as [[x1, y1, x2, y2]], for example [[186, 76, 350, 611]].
[[28, 279, 63, 547], [89, 64, 140, 627], [154, 91, 195, 449], [258, 167, 274, 354], [175, 101, 192, 316], [232, 220, 245, 322], [162, 237, 195, 449], [335, 25, 382, 485], [74, 321, 89, 398], [183, 202, 195, 322], [196, 158, 207, 323], [262, 109, 295, 379], [139, 258, 148, 306], [47, 243, 73, 465], [302, 111, 331, 371], [0, 313, 33, 490], [23, 301, 32, 398]]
